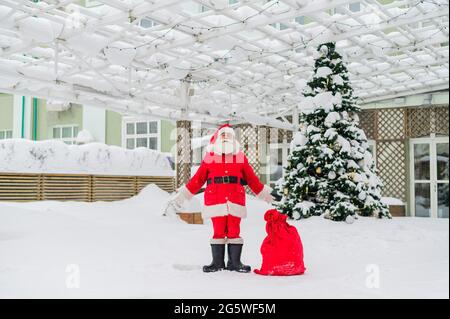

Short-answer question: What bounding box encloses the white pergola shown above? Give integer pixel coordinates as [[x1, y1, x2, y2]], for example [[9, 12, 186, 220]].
[[0, 0, 448, 129]]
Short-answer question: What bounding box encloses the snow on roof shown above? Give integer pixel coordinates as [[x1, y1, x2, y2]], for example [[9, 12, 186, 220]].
[[0, 0, 448, 128]]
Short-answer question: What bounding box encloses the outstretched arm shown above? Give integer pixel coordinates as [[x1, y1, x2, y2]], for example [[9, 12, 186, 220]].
[[177, 160, 209, 200]]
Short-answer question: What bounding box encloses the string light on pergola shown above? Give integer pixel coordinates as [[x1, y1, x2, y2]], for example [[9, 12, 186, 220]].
[[0, 0, 448, 129]]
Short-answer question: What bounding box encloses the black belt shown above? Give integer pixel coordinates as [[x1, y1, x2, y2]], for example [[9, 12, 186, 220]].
[[207, 176, 247, 186]]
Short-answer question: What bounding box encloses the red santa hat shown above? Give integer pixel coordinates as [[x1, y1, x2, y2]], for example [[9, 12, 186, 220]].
[[206, 124, 238, 154], [209, 124, 234, 144]]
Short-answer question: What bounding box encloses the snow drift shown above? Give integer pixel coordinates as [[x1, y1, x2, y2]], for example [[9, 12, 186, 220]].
[[0, 139, 174, 176], [0, 185, 448, 298]]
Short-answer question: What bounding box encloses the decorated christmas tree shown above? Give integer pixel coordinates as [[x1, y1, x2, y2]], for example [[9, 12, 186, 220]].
[[275, 42, 391, 222]]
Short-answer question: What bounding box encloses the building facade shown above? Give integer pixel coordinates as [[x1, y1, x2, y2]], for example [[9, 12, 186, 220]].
[[0, 94, 176, 156], [360, 92, 449, 219]]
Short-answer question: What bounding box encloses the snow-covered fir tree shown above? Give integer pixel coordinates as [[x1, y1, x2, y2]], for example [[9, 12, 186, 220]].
[[275, 42, 391, 222]]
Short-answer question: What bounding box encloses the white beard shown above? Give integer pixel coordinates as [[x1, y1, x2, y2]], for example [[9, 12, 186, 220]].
[[212, 139, 240, 155]]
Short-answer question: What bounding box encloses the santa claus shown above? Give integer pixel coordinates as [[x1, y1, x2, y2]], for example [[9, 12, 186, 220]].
[[172, 124, 273, 273]]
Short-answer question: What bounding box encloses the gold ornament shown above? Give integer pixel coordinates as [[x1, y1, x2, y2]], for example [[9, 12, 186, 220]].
[[348, 172, 356, 181], [334, 143, 341, 151], [284, 188, 289, 195], [316, 167, 322, 174]]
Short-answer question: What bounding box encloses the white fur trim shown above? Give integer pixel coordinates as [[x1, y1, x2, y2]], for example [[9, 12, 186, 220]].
[[202, 202, 247, 219], [256, 185, 273, 203], [210, 238, 226, 244], [179, 185, 194, 200], [227, 238, 244, 244]]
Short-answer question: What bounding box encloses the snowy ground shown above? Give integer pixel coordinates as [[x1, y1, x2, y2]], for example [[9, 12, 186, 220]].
[[0, 185, 448, 299]]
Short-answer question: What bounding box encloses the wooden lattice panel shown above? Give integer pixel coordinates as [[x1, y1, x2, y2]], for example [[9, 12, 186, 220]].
[[360, 109, 377, 140], [286, 130, 293, 144], [238, 125, 260, 167], [42, 174, 91, 202], [257, 126, 267, 146], [378, 108, 406, 140], [267, 128, 292, 144], [434, 105, 449, 136], [0, 173, 40, 202], [176, 120, 192, 189], [407, 107, 432, 138], [376, 141, 407, 201], [236, 124, 261, 193], [268, 127, 279, 144], [278, 129, 287, 143]]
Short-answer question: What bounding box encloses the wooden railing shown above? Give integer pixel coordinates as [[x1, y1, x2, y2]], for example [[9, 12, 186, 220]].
[[0, 173, 175, 202]]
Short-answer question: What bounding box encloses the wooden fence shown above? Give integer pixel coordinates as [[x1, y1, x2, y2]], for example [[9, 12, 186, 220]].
[[0, 173, 175, 202]]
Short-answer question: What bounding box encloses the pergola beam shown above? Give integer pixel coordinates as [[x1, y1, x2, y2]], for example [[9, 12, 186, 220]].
[[0, 0, 447, 128]]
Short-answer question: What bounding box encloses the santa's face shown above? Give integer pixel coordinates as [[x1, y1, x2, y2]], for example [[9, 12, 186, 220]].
[[213, 131, 240, 155]]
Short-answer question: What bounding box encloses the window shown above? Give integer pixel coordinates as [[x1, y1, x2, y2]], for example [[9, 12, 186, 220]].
[[85, 0, 102, 8], [124, 120, 160, 151], [268, 140, 289, 187], [0, 130, 12, 140], [52, 125, 78, 145], [332, 2, 361, 14], [140, 18, 159, 29], [200, 4, 210, 12], [295, 16, 305, 25], [349, 2, 361, 12], [270, 22, 289, 30]]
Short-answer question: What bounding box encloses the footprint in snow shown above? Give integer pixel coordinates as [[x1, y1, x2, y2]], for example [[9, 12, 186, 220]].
[[172, 264, 202, 271]]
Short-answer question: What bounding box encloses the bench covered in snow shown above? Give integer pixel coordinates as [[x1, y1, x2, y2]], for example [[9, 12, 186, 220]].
[[383, 197, 406, 217]]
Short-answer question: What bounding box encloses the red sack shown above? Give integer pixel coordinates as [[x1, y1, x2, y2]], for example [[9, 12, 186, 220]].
[[254, 209, 306, 276]]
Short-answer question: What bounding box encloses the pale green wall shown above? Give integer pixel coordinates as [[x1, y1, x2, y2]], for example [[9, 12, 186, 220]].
[[0, 93, 176, 150], [378, 0, 394, 4], [106, 110, 122, 146], [432, 92, 450, 104], [78, 0, 101, 7], [34, 98, 47, 140], [1, 94, 178, 152], [43, 102, 83, 139], [161, 120, 176, 153], [0, 94, 13, 131]]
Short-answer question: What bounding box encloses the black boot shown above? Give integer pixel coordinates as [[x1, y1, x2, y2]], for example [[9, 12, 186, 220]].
[[227, 244, 251, 273], [203, 244, 226, 273]]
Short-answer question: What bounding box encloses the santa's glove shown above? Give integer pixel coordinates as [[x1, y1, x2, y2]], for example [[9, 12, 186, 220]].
[[171, 185, 194, 210], [257, 185, 274, 204]]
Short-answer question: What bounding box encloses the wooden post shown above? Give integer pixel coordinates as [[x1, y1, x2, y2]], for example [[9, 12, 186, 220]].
[[88, 175, 93, 202], [292, 107, 299, 132], [236, 123, 262, 191], [176, 120, 192, 189], [38, 174, 43, 201]]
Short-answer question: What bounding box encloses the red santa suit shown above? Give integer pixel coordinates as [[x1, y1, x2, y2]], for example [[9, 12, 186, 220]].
[[177, 124, 273, 244]]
